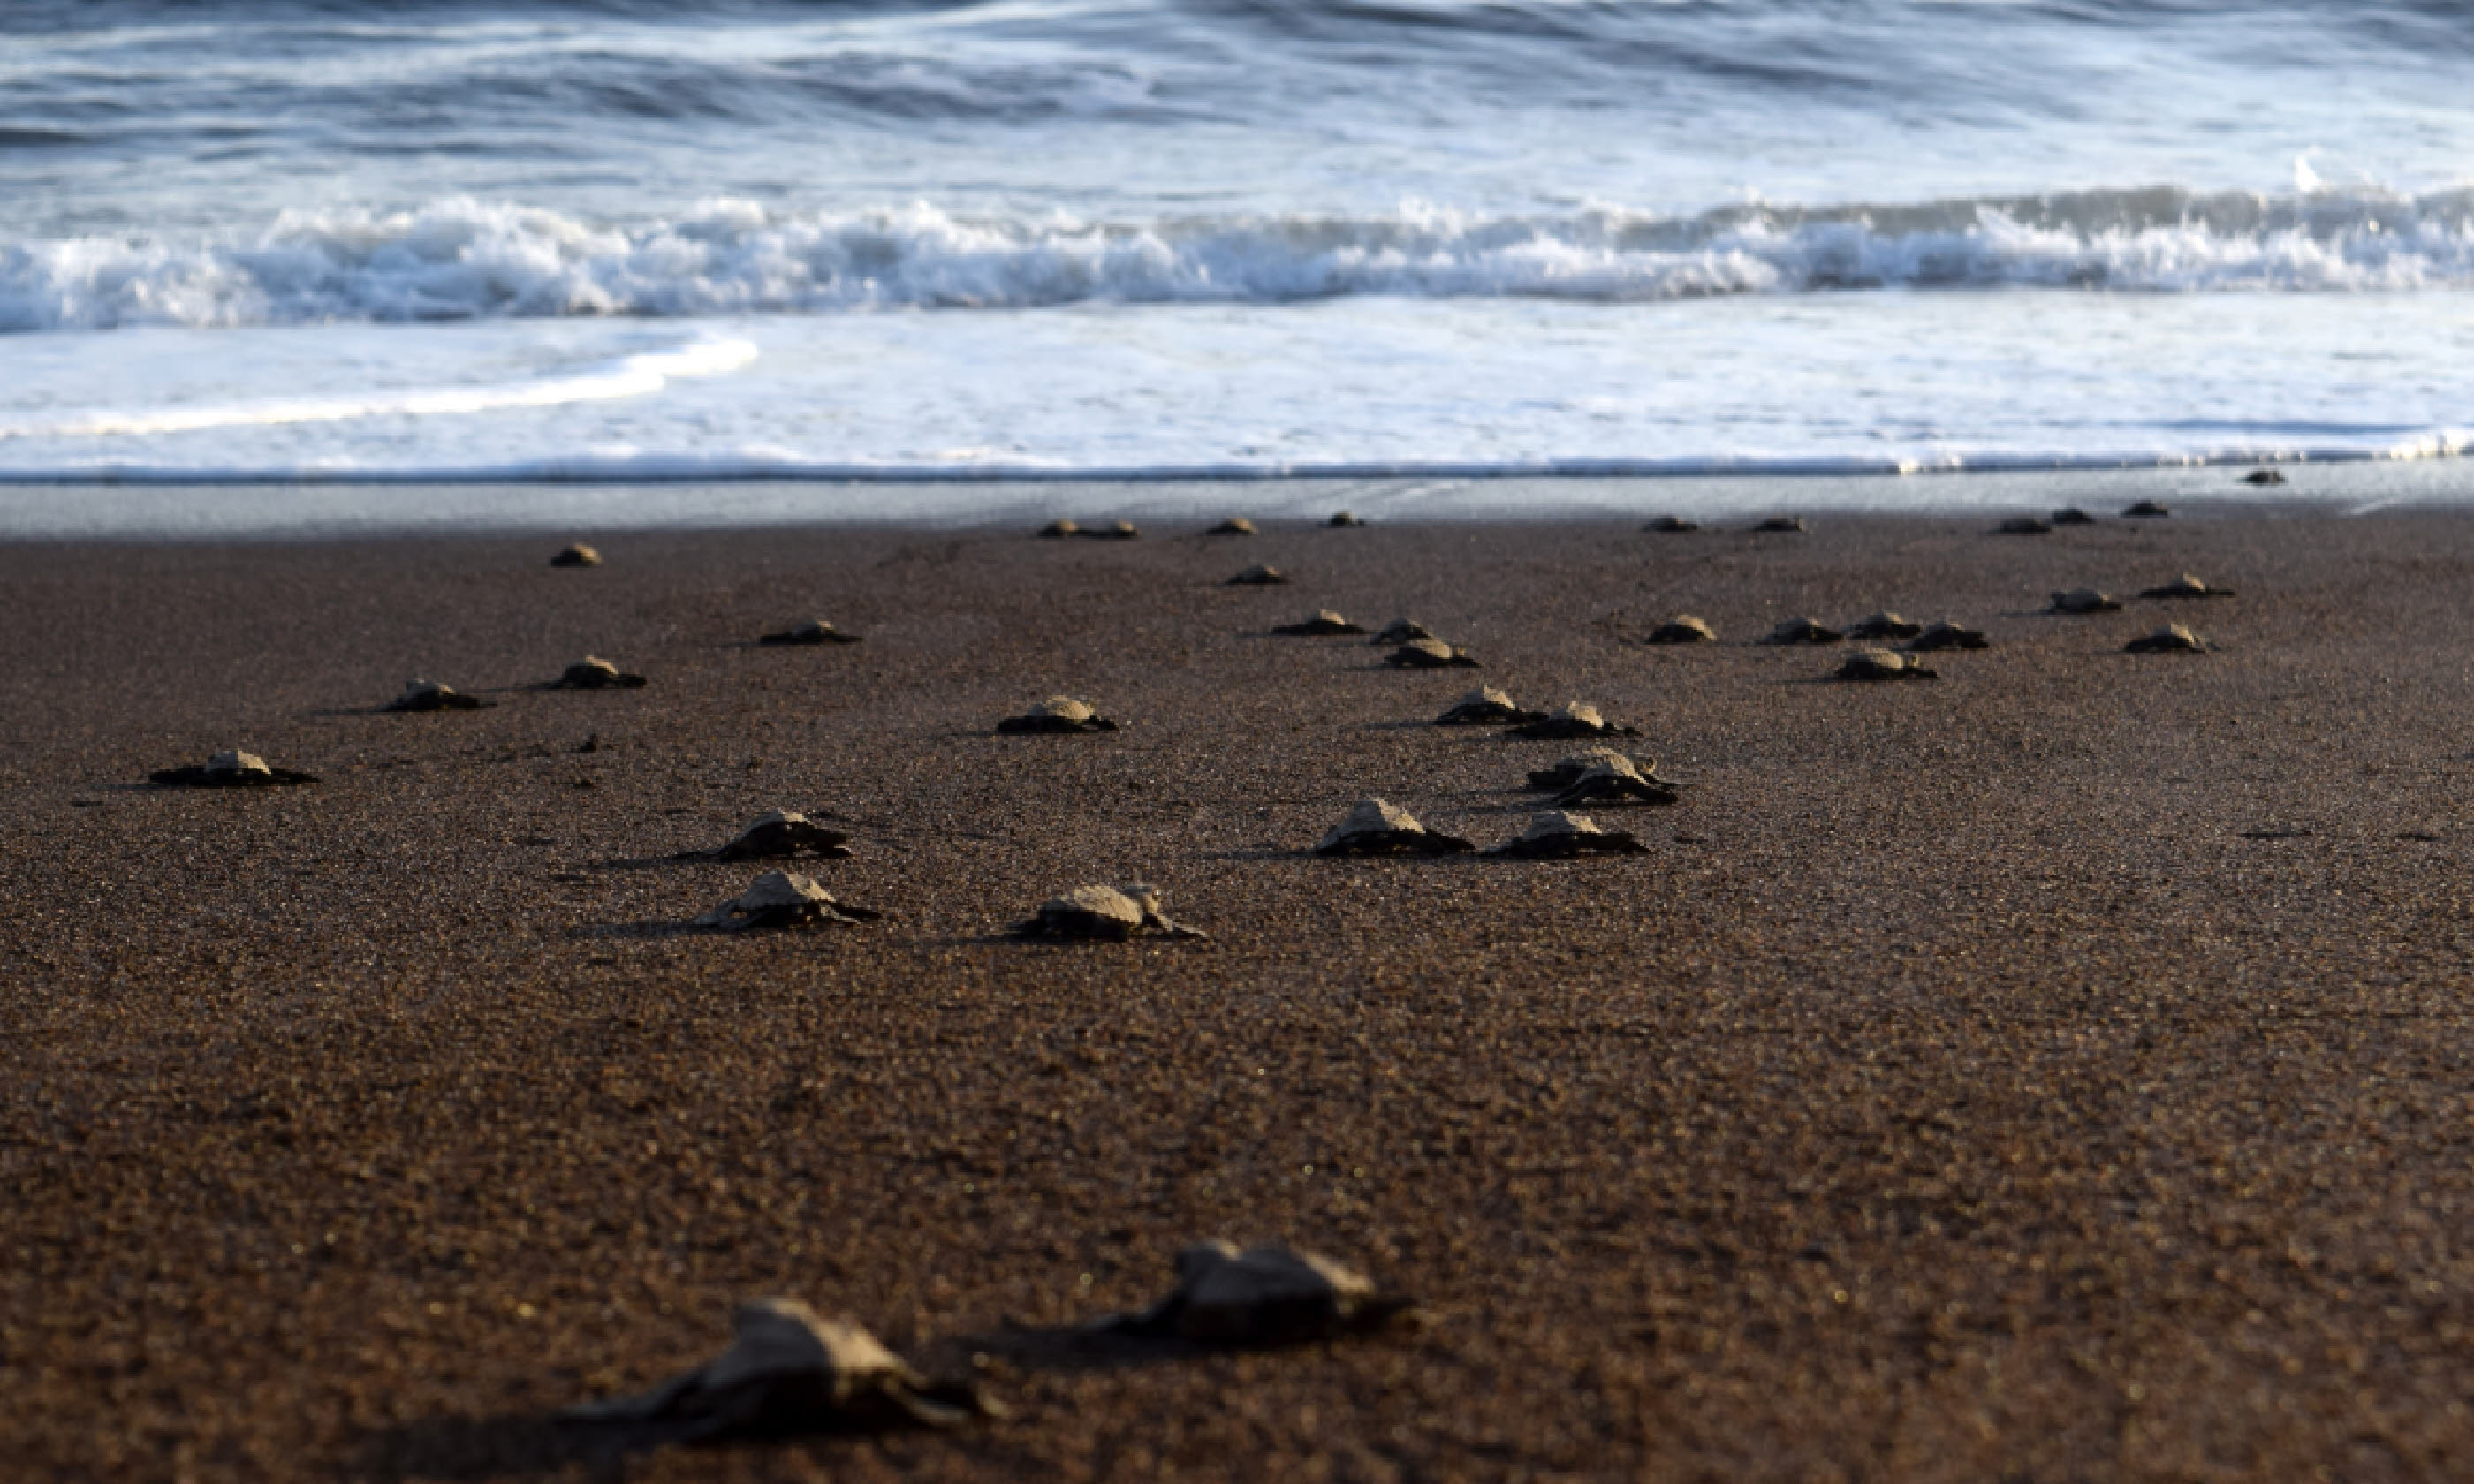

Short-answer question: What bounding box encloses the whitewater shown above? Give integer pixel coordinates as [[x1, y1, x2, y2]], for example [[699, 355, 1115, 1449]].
[[4, 0, 2472, 513]]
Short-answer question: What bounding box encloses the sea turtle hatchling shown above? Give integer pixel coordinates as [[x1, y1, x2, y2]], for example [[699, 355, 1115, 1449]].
[[997, 695, 1120, 733], [1226, 564, 1291, 586], [1327, 511, 1364, 527], [1508, 702, 1640, 739], [562, 1297, 997, 1439], [2126, 624, 2212, 654], [1551, 756, 1681, 808], [1906, 621, 1989, 652], [1369, 618, 1436, 646], [1845, 611, 1922, 640], [1098, 1240, 1414, 1346], [1762, 617, 1843, 646], [2048, 588, 2120, 615], [2139, 573, 2235, 600], [712, 810, 852, 862], [1272, 610, 1368, 636], [1643, 615, 1717, 645], [1209, 518, 1257, 536], [1995, 516, 2053, 535], [759, 618, 862, 646], [1314, 799, 1475, 857], [1385, 637, 1478, 669], [1526, 746, 1637, 791], [555, 655, 648, 689], [1434, 687, 1541, 726], [150, 748, 318, 788], [1088, 520, 1140, 540], [550, 543, 601, 568], [1013, 883, 1206, 941], [1836, 648, 1938, 682], [2122, 498, 2171, 519], [2242, 469, 2287, 486], [1643, 515, 1700, 533], [385, 678, 491, 712], [1486, 810, 1650, 858], [694, 870, 882, 931], [2051, 507, 2097, 526], [1037, 519, 1081, 539], [1749, 516, 1809, 534]]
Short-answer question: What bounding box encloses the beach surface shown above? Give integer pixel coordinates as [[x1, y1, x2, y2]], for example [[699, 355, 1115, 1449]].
[[5, 501, 2474, 1480]]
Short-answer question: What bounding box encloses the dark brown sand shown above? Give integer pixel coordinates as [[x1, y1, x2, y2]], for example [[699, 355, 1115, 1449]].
[[6, 511, 2474, 1481]]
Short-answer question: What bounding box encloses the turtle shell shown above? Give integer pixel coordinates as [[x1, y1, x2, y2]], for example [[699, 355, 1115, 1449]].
[[1085, 520, 1141, 541], [151, 749, 318, 787], [1226, 564, 1291, 586], [997, 695, 1120, 733], [1314, 799, 1475, 857], [759, 618, 862, 645], [2126, 624, 2211, 654], [1845, 612, 1922, 640], [1995, 516, 2053, 535], [694, 870, 880, 931], [2050, 507, 2097, 526], [1906, 621, 1988, 652], [1643, 515, 1700, 533], [550, 543, 602, 567], [1434, 687, 1539, 726], [2122, 498, 2171, 518], [1749, 516, 1808, 533], [1643, 615, 1717, 645], [1762, 617, 1843, 646], [1209, 518, 1257, 536], [2048, 588, 2120, 615], [1113, 1240, 1407, 1346], [2139, 573, 2235, 600], [1526, 747, 1635, 791], [1508, 702, 1639, 739], [1368, 618, 1435, 646], [1037, 519, 1081, 539], [1015, 883, 1205, 940], [1326, 511, 1364, 527], [562, 1297, 994, 1437], [1385, 638, 1478, 669], [558, 655, 648, 689], [387, 678, 490, 712], [715, 810, 852, 862], [1487, 810, 1649, 858], [1837, 647, 1937, 682], [1272, 610, 1367, 636], [1551, 759, 1679, 808], [2242, 470, 2287, 486]]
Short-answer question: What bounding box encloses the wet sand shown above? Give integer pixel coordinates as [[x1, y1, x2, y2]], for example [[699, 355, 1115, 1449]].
[[5, 508, 2474, 1480]]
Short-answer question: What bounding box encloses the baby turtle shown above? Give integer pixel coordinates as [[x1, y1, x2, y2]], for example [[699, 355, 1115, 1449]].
[[2242, 469, 2287, 486], [2126, 624, 2212, 654], [1037, 519, 1081, 539], [2051, 507, 2097, 526], [1014, 883, 1205, 941], [1509, 702, 1640, 739], [1314, 798, 1474, 857], [1369, 617, 1436, 646], [2048, 587, 2120, 615], [1101, 1240, 1412, 1347], [1643, 615, 1717, 645], [1527, 746, 1637, 791], [150, 748, 317, 788], [1845, 611, 1922, 640], [550, 543, 601, 568], [2140, 573, 2235, 600], [1385, 637, 1478, 669], [694, 870, 881, 932], [1907, 620, 1989, 652], [1089, 519, 1140, 540], [1487, 810, 1649, 858], [1749, 516, 1808, 534], [998, 695, 1120, 733], [1272, 610, 1368, 636], [1550, 756, 1680, 808], [1435, 686, 1541, 726], [563, 1297, 996, 1439], [1643, 515, 1700, 533], [759, 618, 861, 646], [1761, 617, 1843, 646], [1209, 517, 1256, 536], [556, 655, 647, 689], [1836, 648, 1937, 681], [713, 810, 851, 862], [2122, 498, 2171, 519], [385, 678, 490, 712], [1226, 564, 1291, 586], [1995, 516, 2053, 535], [1327, 511, 1364, 527]]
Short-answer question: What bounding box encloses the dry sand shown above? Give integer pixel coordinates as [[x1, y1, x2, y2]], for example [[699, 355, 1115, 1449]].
[[4, 508, 2473, 1480]]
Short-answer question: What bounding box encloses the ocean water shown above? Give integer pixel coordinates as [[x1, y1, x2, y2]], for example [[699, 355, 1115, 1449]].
[[4, 0, 2471, 517]]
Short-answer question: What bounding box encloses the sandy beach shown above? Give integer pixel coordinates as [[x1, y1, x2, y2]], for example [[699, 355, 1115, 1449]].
[[6, 500, 2474, 1481]]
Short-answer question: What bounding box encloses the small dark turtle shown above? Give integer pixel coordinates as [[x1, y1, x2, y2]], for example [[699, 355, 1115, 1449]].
[[1527, 747, 1637, 791], [1314, 799, 1474, 857], [385, 678, 491, 712], [2242, 469, 2287, 486], [1014, 882, 1205, 941], [556, 655, 648, 689], [1749, 516, 1808, 534], [1037, 519, 1081, 539], [2051, 507, 2097, 526], [2122, 498, 2171, 519], [562, 1298, 997, 1439], [1272, 610, 1368, 636], [1327, 511, 1364, 527], [760, 618, 861, 646], [1761, 617, 1842, 646], [1079, 520, 1139, 541], [1906, 621, 1989, 652], [1226, 564, 1290, 586], [2126, 624, 2211, 654], [1209, 518, 1256, 536], [1385, 637, 1478, 669], [2048, 587, 2120, 615], [1434, 686, 1540, 726], [1487, 810, 1649, 858], [1845, 611, 1922, 640], [694, 869, 882, 931], [1643, 515, 1699, 533], [997, 695, 1120, 733], [1643, 614, 1717, 645], [1508, 701, 1639, 739], [2140, 573, 2235, 600], [714, 810, 852, 862], [1551, 757, 1680, 808], [1101, 1240, 1414, 1347], [1836, 647, 1937, 682], [1368, 618, 1435, 646], [550, 543, 601, 568], [1995, 516, 2053, 535], [150, 748, 318, 788]]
